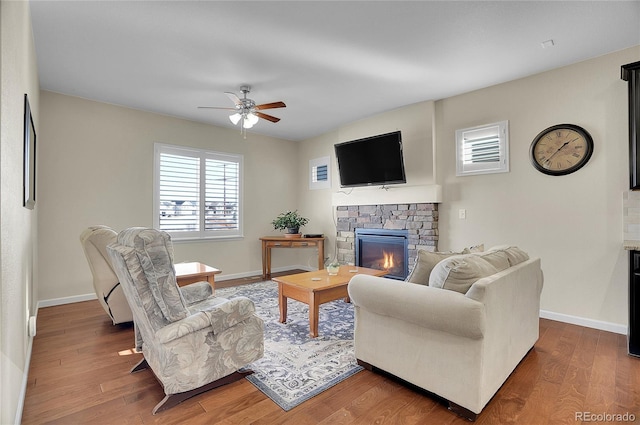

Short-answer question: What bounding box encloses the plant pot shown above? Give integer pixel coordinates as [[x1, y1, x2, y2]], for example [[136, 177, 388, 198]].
[[285, 227, 299, 234]]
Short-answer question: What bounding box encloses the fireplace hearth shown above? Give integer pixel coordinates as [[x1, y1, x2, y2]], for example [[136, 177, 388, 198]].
[[355, 228, 409, 280]]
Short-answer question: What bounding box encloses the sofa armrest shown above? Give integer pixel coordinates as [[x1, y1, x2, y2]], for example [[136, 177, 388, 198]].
[[179, 281, 213, 305], [348, 274, 485, 339], [156, 296, 257, 343]]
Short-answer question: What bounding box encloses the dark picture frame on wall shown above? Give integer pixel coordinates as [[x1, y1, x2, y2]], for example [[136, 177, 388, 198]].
[[23, 93, 36, 209]]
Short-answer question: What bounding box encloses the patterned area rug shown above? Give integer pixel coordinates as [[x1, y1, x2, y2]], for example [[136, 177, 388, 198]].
[[216, 280, 363, 411]]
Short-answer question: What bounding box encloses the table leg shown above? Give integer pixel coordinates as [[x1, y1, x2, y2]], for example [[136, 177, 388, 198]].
[[207, 275, 215, 294], [261, 242, 267, 280], [317, 239, 325, 270], [309, 295, 319, 338], [265, 247, 272, 280], [278, 284, 287, 323]]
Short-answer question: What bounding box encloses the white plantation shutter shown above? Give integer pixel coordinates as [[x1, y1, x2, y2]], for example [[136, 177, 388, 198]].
[[158, 152, 200, 231], [205, 156, 240, 231], [456, 121, 509, 176], [154, 144, 243, 240]]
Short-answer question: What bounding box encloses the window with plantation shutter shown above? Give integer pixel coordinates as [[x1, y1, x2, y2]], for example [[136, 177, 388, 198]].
[[455, 121, 509, 176], [309, 156, 331, 190], [154, 143, 243, 240]]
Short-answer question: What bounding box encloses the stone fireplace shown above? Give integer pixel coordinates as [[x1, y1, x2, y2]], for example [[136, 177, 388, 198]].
[[335, 203, 438, 277]]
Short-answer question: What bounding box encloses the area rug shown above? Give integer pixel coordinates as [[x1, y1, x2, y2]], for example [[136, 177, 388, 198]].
[[216, 280, 363, 411]]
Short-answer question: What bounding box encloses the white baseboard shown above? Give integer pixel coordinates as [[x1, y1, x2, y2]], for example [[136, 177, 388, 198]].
[[14, 326, 34, 425], [540, 309, 627, 335], [37, 274, 626, 336], [38, 292, 98, 308], [37, 265, 314, 308]]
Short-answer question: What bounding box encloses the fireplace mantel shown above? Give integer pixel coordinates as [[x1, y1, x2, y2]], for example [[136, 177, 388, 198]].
[[332, 184, 442, 207]]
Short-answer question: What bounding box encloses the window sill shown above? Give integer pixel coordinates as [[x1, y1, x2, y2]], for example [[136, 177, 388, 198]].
[[171, 235, 245, 244]]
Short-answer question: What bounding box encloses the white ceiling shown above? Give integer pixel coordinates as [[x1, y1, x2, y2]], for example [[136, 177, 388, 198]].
[[30, 1, 640, 142]]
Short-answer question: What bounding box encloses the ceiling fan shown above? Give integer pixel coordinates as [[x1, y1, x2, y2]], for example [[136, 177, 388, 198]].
[[198, 85, 286, 132]]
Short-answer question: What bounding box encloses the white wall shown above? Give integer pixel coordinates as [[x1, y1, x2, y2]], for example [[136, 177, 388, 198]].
[[436, 46, 639, 330], [296, 101, 437, 267], [38, 91, 300, 302], [297, 46, 640, 332], [0, 1, 40, 422]]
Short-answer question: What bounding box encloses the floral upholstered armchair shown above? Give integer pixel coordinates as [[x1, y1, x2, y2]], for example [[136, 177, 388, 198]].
[[106, 227, 264, 414]]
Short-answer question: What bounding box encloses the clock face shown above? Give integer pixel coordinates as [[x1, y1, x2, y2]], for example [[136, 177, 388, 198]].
[[530, 124, 594, 176]]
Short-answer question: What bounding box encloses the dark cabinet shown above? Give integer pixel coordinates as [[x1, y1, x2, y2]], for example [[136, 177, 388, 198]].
[[622, 61, 640, 190], [629, 251, 640, 356]]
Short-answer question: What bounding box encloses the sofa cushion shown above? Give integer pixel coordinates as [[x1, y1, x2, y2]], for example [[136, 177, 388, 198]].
[[486, 245, 530, 266], [406, 249, 461, 285], [429, 254, 508, 294], [476, 250, 510, 270], [462, 244, 485, 253]]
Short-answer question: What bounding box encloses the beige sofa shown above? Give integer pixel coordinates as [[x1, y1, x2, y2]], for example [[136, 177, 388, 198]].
[[347, 246, 543, 420]]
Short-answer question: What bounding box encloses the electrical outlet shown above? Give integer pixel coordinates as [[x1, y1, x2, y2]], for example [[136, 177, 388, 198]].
[[459, 209, 466, 219]]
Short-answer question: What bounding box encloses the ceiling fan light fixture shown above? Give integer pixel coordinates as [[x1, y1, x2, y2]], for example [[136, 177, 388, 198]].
[[242, 116, 256, 129], [229, 112, 242, 125], [246, 112, 259, 126]]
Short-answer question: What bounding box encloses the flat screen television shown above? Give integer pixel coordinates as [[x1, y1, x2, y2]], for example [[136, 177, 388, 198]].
[[334, 131, 406, 187]]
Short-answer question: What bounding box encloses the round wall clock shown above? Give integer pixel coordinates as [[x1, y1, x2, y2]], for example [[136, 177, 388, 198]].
[[530, 124, 594, 176]]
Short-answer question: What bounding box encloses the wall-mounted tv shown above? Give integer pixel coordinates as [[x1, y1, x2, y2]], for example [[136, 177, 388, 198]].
[[334, 131, 406, 188]]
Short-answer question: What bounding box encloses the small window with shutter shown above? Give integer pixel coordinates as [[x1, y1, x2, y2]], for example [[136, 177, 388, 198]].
[[455, 121, 509, 176], [309, 156, 331, 189], [154, 143, 243, 240]]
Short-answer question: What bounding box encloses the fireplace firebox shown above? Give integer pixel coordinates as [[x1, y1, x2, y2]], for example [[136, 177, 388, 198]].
[[355, 228, 409, 280]]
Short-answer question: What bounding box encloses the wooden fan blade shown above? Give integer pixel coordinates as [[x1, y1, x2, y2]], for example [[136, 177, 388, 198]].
[[255, 101, 286, 110], [225, 92, 242, 105], [198, 106, 236, 110], [256, 112, 281, 123]]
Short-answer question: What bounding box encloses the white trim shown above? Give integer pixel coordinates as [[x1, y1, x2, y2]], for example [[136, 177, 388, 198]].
[[38, 293, 98, 308], [33, 291, 628, 336], [332, 184, 442, 206], [540, 309, 627, 335], [456, 120, 509, 176], [14, 326, 35, 425], [36, 265, 316, 307], [309, 156, 331, 190]]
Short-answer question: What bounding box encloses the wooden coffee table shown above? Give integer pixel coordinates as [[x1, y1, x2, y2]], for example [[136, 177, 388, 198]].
[[273, 265, 388, 337]]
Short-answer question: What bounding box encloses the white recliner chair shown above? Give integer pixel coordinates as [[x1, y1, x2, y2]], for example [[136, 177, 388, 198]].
[[80, 225, 133, 324]]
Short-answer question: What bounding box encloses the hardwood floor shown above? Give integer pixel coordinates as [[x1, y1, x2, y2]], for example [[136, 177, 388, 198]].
[[22, 273, 640, 424]]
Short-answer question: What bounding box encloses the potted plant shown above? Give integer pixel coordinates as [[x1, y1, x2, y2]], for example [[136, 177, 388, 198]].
[[271, 210, 309, 237]]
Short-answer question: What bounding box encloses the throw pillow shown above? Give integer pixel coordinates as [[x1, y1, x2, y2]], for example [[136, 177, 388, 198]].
[[429, 254, 504, 294], [405, 249, 461, 285], [502, 246, 529, 266]]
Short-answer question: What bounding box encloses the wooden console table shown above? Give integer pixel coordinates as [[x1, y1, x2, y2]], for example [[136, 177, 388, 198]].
[[260, 236, 325, 280]]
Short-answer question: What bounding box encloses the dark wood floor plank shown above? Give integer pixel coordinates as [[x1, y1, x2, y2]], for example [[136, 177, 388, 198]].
[[21, 274, 640, 424]]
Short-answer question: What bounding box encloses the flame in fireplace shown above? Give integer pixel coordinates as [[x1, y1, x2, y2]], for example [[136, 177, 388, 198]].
[[382, 251, 395, 270]]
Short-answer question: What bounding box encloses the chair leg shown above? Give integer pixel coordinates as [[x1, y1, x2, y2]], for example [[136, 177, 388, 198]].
[[130, 357, 150, 373], [152, 369, 254, 415]]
